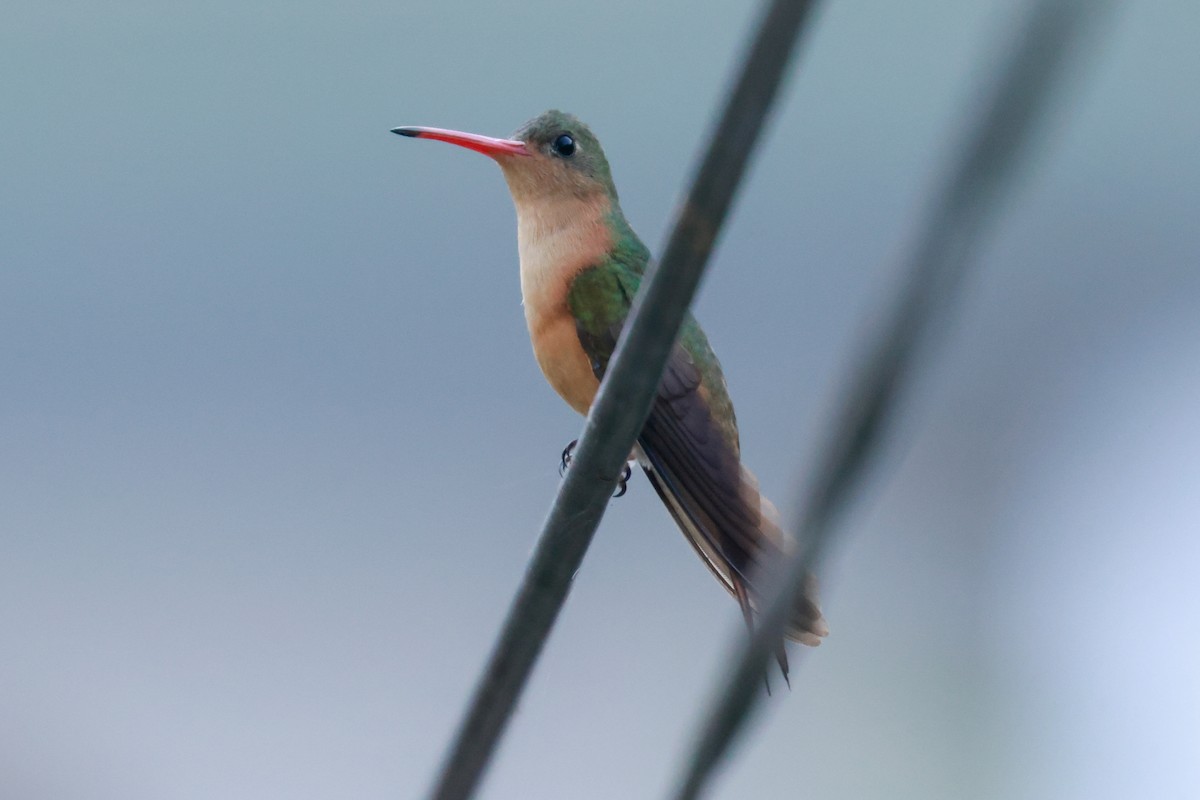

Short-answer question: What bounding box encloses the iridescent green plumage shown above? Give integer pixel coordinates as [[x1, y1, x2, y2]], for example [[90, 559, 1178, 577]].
[[567, 224, 741, 457]]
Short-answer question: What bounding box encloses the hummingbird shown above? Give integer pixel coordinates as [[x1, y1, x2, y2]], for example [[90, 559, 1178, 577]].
[[392, 110, 828, 665]]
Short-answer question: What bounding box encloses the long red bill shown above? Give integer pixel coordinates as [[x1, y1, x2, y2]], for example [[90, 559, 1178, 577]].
[[390, 126, 529, 158]]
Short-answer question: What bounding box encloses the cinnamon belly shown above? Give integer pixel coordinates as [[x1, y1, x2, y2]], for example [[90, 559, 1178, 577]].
[[528, 311, 599, 416]]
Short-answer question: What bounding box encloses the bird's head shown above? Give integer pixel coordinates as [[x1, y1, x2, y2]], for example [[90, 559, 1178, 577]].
[[393, 110, 618, 208]]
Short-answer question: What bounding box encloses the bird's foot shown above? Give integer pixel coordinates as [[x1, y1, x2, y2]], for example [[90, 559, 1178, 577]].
[[560, 441, 632, 498], [559, 439, 578, 477], [613, 462, 632, 498]]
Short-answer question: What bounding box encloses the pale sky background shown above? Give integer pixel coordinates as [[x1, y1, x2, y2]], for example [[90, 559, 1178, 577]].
[[2, 1, 1198, 798]]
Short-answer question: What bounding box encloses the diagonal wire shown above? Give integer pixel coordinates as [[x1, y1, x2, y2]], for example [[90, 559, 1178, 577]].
[[669, 1, 1116, 798], [425, 1, 821, 798]]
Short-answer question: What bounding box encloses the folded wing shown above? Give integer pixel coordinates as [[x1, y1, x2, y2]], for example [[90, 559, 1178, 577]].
[[568, 261, 827, 646]]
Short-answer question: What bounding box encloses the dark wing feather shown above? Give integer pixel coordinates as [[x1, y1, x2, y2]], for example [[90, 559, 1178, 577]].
[[637, 344, 826, 645], [575, 303, 827, 645]]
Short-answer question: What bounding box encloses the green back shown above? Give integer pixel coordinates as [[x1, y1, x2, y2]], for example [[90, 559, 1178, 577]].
[[566, 212, 739, 453]]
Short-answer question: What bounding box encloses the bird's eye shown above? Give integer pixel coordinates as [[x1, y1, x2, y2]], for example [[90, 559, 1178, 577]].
[[552, 133, 576, 157]]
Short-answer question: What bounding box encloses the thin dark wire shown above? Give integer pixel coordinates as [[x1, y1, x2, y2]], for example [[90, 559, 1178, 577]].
[[425, 2, 820, 799], [670, 1, 1115, 798]]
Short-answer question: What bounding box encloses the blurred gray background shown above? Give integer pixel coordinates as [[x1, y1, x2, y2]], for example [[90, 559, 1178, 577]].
[[2, 1, 1197, 797]]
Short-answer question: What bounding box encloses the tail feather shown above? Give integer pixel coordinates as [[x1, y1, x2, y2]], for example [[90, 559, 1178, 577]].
[[635, 444, 828, 647]]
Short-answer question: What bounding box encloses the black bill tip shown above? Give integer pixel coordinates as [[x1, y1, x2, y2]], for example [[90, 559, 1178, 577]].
[[391, 127, 420, 137]]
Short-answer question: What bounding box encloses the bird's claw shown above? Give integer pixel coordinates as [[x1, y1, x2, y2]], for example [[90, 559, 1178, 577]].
[[559, 439, 578, 477], [560, 441, 631, 498], [613, 462, 632, 498]]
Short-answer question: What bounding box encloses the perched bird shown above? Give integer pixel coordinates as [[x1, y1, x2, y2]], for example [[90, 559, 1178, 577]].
[[392, 110, 827, 663]]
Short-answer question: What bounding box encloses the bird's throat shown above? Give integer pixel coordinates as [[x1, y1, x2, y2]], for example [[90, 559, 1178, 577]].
[[515, 192, 614, 319], [512, 192, 615, 415]]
